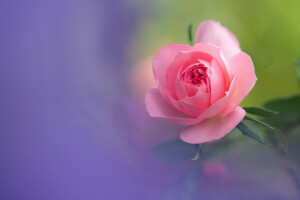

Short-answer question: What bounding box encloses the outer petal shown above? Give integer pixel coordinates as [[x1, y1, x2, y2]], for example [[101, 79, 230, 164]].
[[195, 20, 241, 62], [180, 107, 245, 144], [222, 52, 257, 115], [145, 88, 203, 125], [153, 44, 191, 95]]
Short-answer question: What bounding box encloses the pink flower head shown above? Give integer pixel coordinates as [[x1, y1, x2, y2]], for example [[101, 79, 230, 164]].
[[145, 20, 257, 144]]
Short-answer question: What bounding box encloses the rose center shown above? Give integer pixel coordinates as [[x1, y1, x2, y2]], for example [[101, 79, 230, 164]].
[[180, 64, 208, 86]]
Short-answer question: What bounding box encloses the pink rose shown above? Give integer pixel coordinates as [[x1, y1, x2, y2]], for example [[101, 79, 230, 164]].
[[145, 20, 257, 144]]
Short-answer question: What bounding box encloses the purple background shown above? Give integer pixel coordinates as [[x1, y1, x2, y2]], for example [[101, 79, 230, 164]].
[[0, 1, 146, 199]]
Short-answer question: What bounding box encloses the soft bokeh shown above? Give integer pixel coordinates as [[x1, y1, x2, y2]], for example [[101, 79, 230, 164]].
[[1, 0, 300, 200]]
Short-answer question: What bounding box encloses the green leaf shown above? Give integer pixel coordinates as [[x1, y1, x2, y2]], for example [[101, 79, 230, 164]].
[[236, 122, 265, 144], [263, 95, 300, 130], [244, 116, 288, 152], [191, 144, 204, 160], [264, 94, 300, 119], [244, 107, 278, 118], [295, 57, 300, 85], [188, 23, 194, 46]]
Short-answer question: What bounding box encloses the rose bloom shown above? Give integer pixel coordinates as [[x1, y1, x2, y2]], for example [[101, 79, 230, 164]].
[[145, 20, 257, 144]]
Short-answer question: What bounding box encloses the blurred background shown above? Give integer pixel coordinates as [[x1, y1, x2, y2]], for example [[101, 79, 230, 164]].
[[1, 0, 300, 199]]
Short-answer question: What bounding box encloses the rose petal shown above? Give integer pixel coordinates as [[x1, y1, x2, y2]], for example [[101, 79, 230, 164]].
[[145, 88, 203, 125], [195, 20, 241, 62], [153, 44, 191, 96], [197, 75, 238, 119], [180, 107, 245, 144], [166, 93, 207, 117], [222, 52, 257, 115], [175, 74, 188, 99], [184, 83, 199, 96], [184, 93, 211, 108], [191, 43, 221, 61], [210, 59, 227, 104], [192, 43, 231, 83], [166, 51, 213, 91], [181, 59, 212, 96]]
